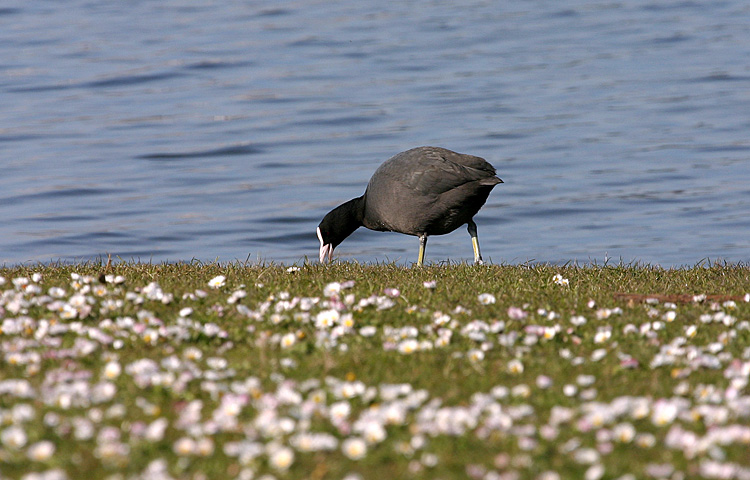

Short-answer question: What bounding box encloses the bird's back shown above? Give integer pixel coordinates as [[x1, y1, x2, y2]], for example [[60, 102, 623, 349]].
[[362, 146, 501, 235]]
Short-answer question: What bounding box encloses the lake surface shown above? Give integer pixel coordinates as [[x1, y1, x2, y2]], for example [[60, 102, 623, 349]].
[[2, 1, 749, 267]]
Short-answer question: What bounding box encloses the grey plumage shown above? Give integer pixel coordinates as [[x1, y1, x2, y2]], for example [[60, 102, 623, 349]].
[[317, 146, 502, 265]]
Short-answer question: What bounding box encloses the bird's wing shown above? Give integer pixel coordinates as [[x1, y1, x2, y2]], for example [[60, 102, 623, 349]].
[[395, 147, 498, 195], [427, 147, 497, 175]]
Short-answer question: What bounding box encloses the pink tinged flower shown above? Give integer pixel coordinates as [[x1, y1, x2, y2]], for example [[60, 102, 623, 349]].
[[423, 280, 437, 289], [507, 306, 527, 320], [620, 357, 639, 369], [384, 287, 400, 298], [536, 375, 553, 389]]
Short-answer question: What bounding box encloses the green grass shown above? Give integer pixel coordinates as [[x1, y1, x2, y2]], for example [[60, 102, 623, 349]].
[[0, 262, 749, 479]]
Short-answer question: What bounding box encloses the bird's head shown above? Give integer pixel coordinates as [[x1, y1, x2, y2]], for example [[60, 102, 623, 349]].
[[317, 198, 363, 263]]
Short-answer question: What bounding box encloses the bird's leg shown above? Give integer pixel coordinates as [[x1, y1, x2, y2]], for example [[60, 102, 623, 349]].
[[417, 234, 427, 267], [467, 220, 484, 265]]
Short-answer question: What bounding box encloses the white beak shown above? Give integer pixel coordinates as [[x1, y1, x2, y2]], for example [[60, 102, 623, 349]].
[[317, 227, 334, 263]]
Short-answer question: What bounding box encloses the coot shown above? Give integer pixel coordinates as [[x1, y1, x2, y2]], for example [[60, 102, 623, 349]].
[[317, 146, 502, 265]]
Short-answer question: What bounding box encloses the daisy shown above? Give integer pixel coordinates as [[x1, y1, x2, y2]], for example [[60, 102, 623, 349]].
[[359, 326, 377, 337], [478, 293, 496, 305], [173, 437, 196, 456], [280, 333, 296, 349], [329, 401, 351, 422], [507, 359, 524, 374], [398, 339, 419, 354], [593, 329, 611, 344], [196, 437, 214, 456], [269, 446, 294, 471], [1, 426, 27, 448], [315, 309, 340, 329], [27, 440, 56, 461], [613, 423, 635, 443], [563, 385, 578, 397], [103, 361, 121, 379], [384, 287, 400, 297], [536, 375, 553, 389], [338, 313, 355, 329], [570, 315, 587, 326], [651, 401, 678, 426], [342, 437, 367, 460], [323, 282, 341, 297], [468, 349, 485, 362], [208, 275, 226, 289], [362, 422, 387, 444]]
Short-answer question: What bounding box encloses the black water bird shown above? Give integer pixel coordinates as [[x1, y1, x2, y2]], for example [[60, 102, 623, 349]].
[[317, 146, 502, 265]]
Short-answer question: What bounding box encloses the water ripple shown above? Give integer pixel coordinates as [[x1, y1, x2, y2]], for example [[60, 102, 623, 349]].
[[137, 143, 265, 160], [3, 188, 128, 205]]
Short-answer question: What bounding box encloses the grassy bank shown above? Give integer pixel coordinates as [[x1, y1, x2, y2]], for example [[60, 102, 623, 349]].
[[1, 262, 749, 479]]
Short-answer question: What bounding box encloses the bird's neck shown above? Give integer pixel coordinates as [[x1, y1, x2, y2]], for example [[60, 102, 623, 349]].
[[340, 195, 366, 227], [331, 196, 365, 243]]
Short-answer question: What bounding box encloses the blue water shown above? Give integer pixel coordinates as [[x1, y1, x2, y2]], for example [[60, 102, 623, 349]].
[[2, 1, 749, 267]]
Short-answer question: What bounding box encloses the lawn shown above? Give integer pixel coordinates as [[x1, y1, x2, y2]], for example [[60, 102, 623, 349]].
[[1, 261, 749, 480]]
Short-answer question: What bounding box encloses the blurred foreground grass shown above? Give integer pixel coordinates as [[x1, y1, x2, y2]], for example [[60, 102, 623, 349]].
[[0, 262, 749, 480]]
